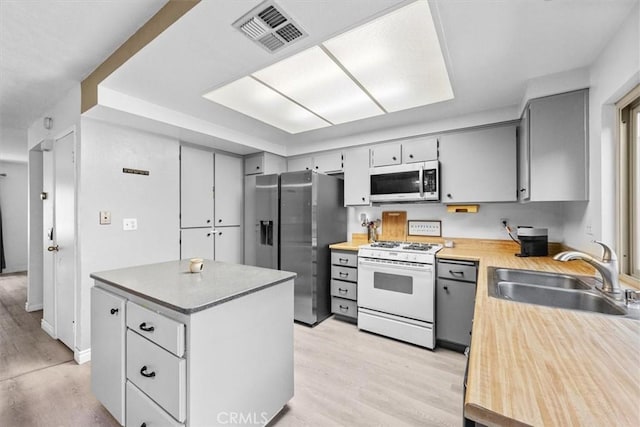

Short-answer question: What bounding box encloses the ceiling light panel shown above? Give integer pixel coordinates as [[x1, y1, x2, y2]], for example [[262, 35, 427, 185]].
[[203, 77, 330, 134], [323, 0, 454, 112], [253, 46, 384, 124]]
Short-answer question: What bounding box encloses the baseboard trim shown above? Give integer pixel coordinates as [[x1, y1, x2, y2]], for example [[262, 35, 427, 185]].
[[25, 302, 43, 312], [41, 319, 56, 338], [75, 348, 91, 364]]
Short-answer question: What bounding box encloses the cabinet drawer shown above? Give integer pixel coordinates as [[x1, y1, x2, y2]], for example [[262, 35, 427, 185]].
[[127, 301, 185, 357], [331, 251, 358, 267], [126, 381, 184, 427], [330, 279, 357, 300], [331, 265, 357, 282], [126, 330, 186, 422], [331, 297, 357, 319], [437, 261, 477, 283]]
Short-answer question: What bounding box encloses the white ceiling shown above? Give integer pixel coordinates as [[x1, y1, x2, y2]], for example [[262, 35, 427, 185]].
[[0, 0, 168, 132], [1, 0, 638, 159], [100, 0, 638, 155]]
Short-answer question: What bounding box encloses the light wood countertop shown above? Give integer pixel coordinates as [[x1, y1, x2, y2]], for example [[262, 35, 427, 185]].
[[439, 241, 640, 426]]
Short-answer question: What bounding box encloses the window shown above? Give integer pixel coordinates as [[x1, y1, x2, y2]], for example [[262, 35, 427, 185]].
[[618, 86, 640, 280]]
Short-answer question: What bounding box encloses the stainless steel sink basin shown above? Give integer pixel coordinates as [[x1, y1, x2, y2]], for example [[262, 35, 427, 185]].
[[487, 267, 633, 317], [496, 282, 626, 315], [493, 268, 591, 290]]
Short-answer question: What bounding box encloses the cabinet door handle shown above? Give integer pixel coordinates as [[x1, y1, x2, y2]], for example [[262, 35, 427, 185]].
[[139, 322, 155, 332], [409, 154, 414, 159], [449, 270, 464, 277], [519, 188, 526, 192], [338, 258, 349, 263], [338, 272, 349, 278], [338, 288, 348, 294], [218, 219, 222, 223], [141, 423, 147, 427], [110, 308, 119, 315], [447, 193, 452, 199], [361, 197, 365, 201], [443, 286, 449, 292], [392, 156, 397, 161], [206, 219, 211, 224], [140, 366, 156, 378]]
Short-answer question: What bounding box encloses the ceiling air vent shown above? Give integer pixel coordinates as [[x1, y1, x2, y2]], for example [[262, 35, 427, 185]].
[[233, 0, 307, 53]]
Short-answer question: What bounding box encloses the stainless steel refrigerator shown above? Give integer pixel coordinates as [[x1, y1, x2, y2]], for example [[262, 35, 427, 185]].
[[255, 170, 346, 325]]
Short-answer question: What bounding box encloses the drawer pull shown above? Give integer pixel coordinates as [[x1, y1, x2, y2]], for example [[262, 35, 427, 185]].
[[110, 308, 119, 315], [338, 288, 348, 294], [140, 365, 156, 378], [139, 322, 155, 332], [449, 270, 464, 277], [338, 272, 349, 278], [339, 305, 349, 311], [338, 258, 349, 263]]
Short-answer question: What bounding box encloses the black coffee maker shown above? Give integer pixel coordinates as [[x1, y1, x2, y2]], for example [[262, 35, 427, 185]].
[[516, 227, 548, 257]]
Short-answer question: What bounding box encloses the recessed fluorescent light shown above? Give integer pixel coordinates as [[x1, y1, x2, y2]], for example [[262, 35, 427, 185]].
[[323, 0, 453, 112], [203, 76, 330, 134], [253, 46, 384, 124]]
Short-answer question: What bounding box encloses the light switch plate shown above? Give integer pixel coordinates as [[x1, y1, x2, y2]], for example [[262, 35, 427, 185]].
[[123, 218, 137, 231], [99, 211, 111, 225], [408, 220, 441, 237]]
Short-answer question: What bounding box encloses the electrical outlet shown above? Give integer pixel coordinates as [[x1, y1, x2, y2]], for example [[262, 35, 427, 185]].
[[586, 224, 593, 235], [123, 218, 138, 231]]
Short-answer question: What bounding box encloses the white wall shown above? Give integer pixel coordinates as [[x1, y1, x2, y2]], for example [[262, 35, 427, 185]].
[[77, 117, 181, 352], [348, 202, 565, 243], [0, 127, 28, 163], [0, 161, 28, 273], [563, 5, 640, 254]]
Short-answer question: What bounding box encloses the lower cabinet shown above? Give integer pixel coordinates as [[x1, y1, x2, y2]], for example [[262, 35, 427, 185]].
[[436, 259, 477, 351], [330, 249, 358, 320]]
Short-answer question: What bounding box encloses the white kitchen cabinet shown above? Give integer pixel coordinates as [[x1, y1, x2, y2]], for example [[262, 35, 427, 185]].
[[180, 228, 214, 260], [343, 147, 370, 206], [214, 226, 242, 264], [524, 89, 588, 201], [91, 286, 126, 425], [402, 137, 438, 163], [244, 155, 264, 175], [245, 152, 287, 176], [287, 156, 313, 172], [370, 144, 401, 167], [312, 151, 343, 173], [439, 124, 517, 203], [180, 145, 213, 228], [214, 153, 242, 226]]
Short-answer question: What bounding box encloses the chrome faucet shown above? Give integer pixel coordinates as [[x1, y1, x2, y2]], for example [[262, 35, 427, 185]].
[[553, 241, 621, 297]]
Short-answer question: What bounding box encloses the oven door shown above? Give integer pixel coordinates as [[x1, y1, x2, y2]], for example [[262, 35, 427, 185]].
[[358, 257, 434, 322]]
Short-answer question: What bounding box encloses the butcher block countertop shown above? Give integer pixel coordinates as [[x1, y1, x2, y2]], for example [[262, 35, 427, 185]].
[[438, 240, 640, 427]]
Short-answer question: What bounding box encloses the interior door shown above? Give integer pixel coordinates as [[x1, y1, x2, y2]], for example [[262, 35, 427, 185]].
[[53, 131, 76, 350]]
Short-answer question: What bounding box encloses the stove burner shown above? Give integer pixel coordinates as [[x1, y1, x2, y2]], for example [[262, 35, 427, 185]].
[[402, 243, 435, 251], [370, 241, 401, 248]]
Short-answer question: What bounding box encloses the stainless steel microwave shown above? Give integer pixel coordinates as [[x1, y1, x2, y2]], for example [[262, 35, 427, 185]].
[[369, 161, 439, 203]]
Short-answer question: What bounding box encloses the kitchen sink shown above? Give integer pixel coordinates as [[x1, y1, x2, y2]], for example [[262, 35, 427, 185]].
[[493, 268, 591, 290], [487, 267, 633, 317]]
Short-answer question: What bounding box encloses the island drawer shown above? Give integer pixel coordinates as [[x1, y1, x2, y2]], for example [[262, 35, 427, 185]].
[[331, 265, 357, 282], [127, 301, 185, 357], [331, 297, 357, 319], [126, 381, 184, 427], [331, 251, 358, 268], [126, 330, 186, 422], [330, 279, 357, 300]]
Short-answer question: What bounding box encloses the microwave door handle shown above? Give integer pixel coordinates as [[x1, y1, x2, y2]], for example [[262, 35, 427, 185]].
[[419, 166, 424, 197]]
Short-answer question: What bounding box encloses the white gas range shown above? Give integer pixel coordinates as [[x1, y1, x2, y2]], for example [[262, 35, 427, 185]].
[[357, 241, 442, 349]]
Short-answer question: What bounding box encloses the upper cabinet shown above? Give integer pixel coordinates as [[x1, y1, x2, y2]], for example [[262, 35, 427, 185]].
[[180, 145, 213, 228], [288, 152, 343, 174], [439, 124, 518, 203], [370, 144, 401, 167], [402, 137, 438, 163], [520, 89, 588, 201], [343, 147, 370, 206], [244, 152, 287, 176], [214, 153, 243, 226]]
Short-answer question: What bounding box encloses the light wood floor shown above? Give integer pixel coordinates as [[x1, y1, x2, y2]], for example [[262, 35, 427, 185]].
[[0, 273, 465, 426]]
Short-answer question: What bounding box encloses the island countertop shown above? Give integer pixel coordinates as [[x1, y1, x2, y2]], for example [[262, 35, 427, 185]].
[[90, 260, 296, 314]]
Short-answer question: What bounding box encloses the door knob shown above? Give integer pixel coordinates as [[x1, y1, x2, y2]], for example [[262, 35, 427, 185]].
[[47, 245, 59, 252]]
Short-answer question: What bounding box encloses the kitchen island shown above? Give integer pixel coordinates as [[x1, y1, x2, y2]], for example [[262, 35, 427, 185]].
[[90, 259, 296, 427]]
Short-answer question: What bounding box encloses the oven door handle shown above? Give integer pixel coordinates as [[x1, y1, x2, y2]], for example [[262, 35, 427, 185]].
[[358, 258, 433, 273]]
